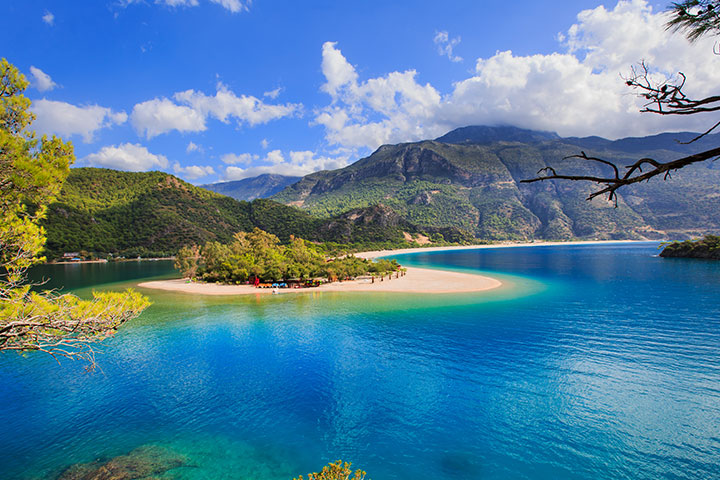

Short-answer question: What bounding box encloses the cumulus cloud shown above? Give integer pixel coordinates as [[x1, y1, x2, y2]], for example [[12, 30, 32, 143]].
[[173, 162, 215, 180], [434, 31, 462, 63], [260, 138, 269, 149], [29, 66, 57, 92], [315, 1, 720, 152], [84, 143, 169, 171], [42, 11, 54, 25], [223, 149, 349, 180], [131, 83, 300, 138], [31, 99, 127, 142], [186, 141, 201, 153], [315, 41, 442, 149], [175, 82, 301, 126], [131, 97, 206, 139]]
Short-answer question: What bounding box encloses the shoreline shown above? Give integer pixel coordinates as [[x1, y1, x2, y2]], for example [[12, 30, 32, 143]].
[[50, 257, 174, 265], [137, 240, 650, 297], [356, 239, 651, 259], [138, 266, 502, 296]]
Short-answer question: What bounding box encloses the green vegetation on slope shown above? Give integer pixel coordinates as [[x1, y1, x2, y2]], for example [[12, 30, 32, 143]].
[[42, 168, 470, 259], [177, 228, 402, 283], [272, 131, 720, 241], [660, 235, 720, 260]]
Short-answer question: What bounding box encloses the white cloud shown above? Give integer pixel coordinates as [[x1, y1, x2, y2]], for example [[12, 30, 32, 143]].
[[320, 41, 359, 101], [131, 83, 300, 139], [131, 97, 206, 139], [162, 0, 200, 6], [121, 0, 248, 12], [84, 143, 169, 171], [315, 1, 720, 151], [29, 66, 57, 92], [315, 41, 442, 149], [186, 141, 206, 154], [223, 149, 349, 180], [31, 99, 127, 142], [174, 82, 301, 127], [260, 138, 269, 149], [263, 87, 283, 99], [173, 162, 215, 180], [209, 0, 250, 13], [42, 11, 54, 25], [221, 152, 258, 164], [434, 30, 462, 63]]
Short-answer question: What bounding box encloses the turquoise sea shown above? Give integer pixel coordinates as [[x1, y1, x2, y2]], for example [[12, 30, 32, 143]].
[[2, 243, 720, 479]]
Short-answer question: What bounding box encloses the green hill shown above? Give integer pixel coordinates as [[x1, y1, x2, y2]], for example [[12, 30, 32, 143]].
[[272, 127, 720, 240], [41, 168, 460, 259]]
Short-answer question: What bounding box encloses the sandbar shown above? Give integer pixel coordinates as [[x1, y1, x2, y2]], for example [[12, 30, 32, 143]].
[[138, 266, 501, 296], [137, 241, 647, 296]]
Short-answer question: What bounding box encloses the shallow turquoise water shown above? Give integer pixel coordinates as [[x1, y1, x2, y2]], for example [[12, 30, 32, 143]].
[[2, 243, 720, 479]]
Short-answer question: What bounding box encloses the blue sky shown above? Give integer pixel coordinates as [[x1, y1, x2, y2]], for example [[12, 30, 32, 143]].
[[4, 0, 717, 183]]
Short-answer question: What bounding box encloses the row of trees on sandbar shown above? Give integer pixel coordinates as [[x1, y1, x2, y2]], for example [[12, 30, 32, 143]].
[[175, 228, 402, 284]]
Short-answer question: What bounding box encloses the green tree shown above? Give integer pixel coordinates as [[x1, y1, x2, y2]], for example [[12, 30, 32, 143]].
[[175, 244, 201, 279], [667, 1, 720, 41], [0, 59, 150, 369], [293, 460, 367, 480]]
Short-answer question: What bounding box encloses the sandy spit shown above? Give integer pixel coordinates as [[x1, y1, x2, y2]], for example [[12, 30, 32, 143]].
[[137, 266, 501, 296]]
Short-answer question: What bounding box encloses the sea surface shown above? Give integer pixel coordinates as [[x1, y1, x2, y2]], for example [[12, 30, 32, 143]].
[[2, 243, 719, 479]]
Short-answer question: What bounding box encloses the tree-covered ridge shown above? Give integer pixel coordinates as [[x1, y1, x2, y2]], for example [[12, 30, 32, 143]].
[[42, 168, 467, 260], [177, 228, 402, 284], [271, 129, 720, 241], [660, 235, 720, 259]]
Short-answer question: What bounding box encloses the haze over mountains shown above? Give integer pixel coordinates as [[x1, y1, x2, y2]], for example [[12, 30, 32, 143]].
[[43, 126, 720, 258], [200, 174, 301, 202]]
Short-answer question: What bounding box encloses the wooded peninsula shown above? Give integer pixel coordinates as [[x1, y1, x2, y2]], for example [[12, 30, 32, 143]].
[[175, 228, 403, 285]]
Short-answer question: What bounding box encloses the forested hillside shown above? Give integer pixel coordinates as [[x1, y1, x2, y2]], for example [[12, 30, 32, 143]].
[[42, 168, 463, 259]]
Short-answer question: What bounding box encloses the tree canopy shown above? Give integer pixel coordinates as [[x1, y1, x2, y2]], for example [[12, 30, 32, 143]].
[[178, 228, 401, 284], [0, 59, 149, 369], [667, 1, 720, 42]]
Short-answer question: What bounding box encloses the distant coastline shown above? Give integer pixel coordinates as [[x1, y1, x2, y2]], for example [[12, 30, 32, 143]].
[[357, 239, 650, 259], [50, 257, 174, 265]]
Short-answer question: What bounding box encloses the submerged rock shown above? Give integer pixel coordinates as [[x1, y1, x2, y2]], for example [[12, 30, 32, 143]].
[[56, 445, 186, 480]]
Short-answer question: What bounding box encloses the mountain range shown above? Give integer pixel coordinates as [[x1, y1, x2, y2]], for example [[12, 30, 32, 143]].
[[200, 174, 301, 201], [42, 126, 720, 258], [271, 126, 720, 240]]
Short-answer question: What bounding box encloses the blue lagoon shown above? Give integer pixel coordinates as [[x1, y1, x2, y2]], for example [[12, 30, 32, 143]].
[[2, 243, 719, 479]]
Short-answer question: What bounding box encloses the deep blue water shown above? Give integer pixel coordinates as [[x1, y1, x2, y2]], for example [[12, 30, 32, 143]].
[[2, 243, 720, 479]]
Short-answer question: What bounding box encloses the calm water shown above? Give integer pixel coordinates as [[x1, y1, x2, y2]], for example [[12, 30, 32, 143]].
[[2, 243, 719, 479]]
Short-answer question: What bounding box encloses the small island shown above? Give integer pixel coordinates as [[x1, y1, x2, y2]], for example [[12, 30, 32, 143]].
[[659, 235, 720, 260], [139, 228, 502, 295]]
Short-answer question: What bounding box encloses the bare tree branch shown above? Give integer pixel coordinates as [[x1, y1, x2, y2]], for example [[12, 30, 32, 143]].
[[521, 147, 720, 206]]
